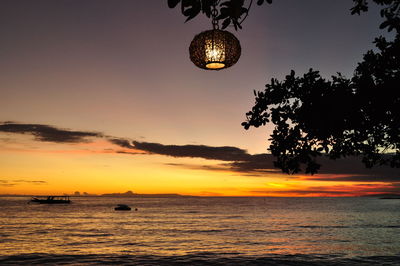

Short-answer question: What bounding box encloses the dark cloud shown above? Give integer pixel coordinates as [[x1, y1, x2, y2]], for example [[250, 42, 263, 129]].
[[227, 155, 399, 180], [315, 156, 398, 175], [116, 150, 142, 155], [112, 139, 277, 173], [250, 190, 351, 195], [110, 138, 253, 162], [109, 138, 135, 149], [131, 141, 252, 161], [305, 175, 400, 182], [165, 162, 232, 172], [111, 139, 399, 182], [226, 154, 278, 173], [0, 122, 102, 143], [250, 183, 400, 196], [302, 157, 400, 182]]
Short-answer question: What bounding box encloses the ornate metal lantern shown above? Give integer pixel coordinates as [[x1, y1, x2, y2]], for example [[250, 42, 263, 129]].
[[189, 29, 241, 70]]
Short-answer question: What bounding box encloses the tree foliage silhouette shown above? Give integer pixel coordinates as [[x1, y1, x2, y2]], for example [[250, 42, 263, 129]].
[[169, 0, 400, 174], [168, 0, 272, 30], [242, 0, 400, 174]]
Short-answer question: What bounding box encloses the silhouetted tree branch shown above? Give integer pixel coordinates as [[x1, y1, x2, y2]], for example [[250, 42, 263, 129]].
[[242, 0, 400, 174], [167, 0, 272, 30], [167, 0, 398, 32], [168, 0, 400, 174]]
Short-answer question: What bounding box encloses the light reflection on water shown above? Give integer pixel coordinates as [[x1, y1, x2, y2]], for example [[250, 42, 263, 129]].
[[0, 197, 399, 258]]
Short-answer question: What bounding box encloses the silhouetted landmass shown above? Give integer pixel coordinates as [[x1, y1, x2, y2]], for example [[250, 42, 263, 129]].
[[361, 193, 400, 199], [101, 190, 135, 197], [100, 191, 189, 198], [0, 192, 193, 198], [380, 197, 400, 199]]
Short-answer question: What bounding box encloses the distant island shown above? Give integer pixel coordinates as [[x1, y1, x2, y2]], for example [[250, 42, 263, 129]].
[[100, 190, 188, 198], [361, 193, 400, 199], [0, 191, 194, 198]]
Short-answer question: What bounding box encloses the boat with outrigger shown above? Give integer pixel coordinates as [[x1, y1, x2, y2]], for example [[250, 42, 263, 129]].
[[30, 196, 71, 204], [114, 204, 131, 211]]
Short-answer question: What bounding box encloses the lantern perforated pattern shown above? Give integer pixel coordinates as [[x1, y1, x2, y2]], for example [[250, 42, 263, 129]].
[[189, 29, 241, 70]]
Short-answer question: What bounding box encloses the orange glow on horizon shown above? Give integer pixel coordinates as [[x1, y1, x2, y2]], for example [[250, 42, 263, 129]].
[[0, 134, 397, 197]]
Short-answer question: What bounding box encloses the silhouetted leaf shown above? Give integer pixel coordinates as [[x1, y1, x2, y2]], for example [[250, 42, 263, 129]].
[[221, 18, 231, 29], [233, 20, 238, 30], [217, 7, 229, 20], [181, 0, 201, 22], [379, 20, 390, 29], [201, 0, 212, 17], [168, 0, 181, 8], [184, 6, 201, 22]]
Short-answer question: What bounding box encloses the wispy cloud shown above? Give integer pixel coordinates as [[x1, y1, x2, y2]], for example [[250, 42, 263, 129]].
[[0, 179, 47, 187], [0, 122, 102, 143]]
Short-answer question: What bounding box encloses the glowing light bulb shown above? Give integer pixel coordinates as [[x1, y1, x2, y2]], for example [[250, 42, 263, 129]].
[[204, 39, 226, 69]]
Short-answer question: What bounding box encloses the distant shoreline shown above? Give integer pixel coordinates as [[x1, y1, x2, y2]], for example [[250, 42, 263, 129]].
[[1, 194, 400, 198], [0, 194, 193, 198]]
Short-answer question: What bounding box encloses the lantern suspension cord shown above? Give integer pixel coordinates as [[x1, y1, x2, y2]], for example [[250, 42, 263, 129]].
[[211, 1, 219, 30], [211, 0, 220, 58]]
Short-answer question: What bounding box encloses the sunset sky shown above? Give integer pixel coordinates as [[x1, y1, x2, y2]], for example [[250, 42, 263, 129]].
[[1, 0, 398, 196]]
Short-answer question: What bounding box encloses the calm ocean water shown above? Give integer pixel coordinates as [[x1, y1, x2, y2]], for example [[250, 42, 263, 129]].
[[0, 196, 399, 265]]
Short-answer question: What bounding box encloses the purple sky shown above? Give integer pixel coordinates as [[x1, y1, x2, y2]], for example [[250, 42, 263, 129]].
[[0, 0, 386, 153]]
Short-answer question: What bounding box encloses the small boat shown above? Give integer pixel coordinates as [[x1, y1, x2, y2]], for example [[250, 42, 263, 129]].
[[114, 204, 131, 211], [30, 196, 71, 204]]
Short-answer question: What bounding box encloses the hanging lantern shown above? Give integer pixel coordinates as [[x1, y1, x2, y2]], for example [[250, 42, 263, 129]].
[[189, 29, 241, 70]]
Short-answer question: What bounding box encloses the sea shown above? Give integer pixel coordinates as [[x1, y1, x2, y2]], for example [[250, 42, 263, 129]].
[[0, 196, 399, 265]]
